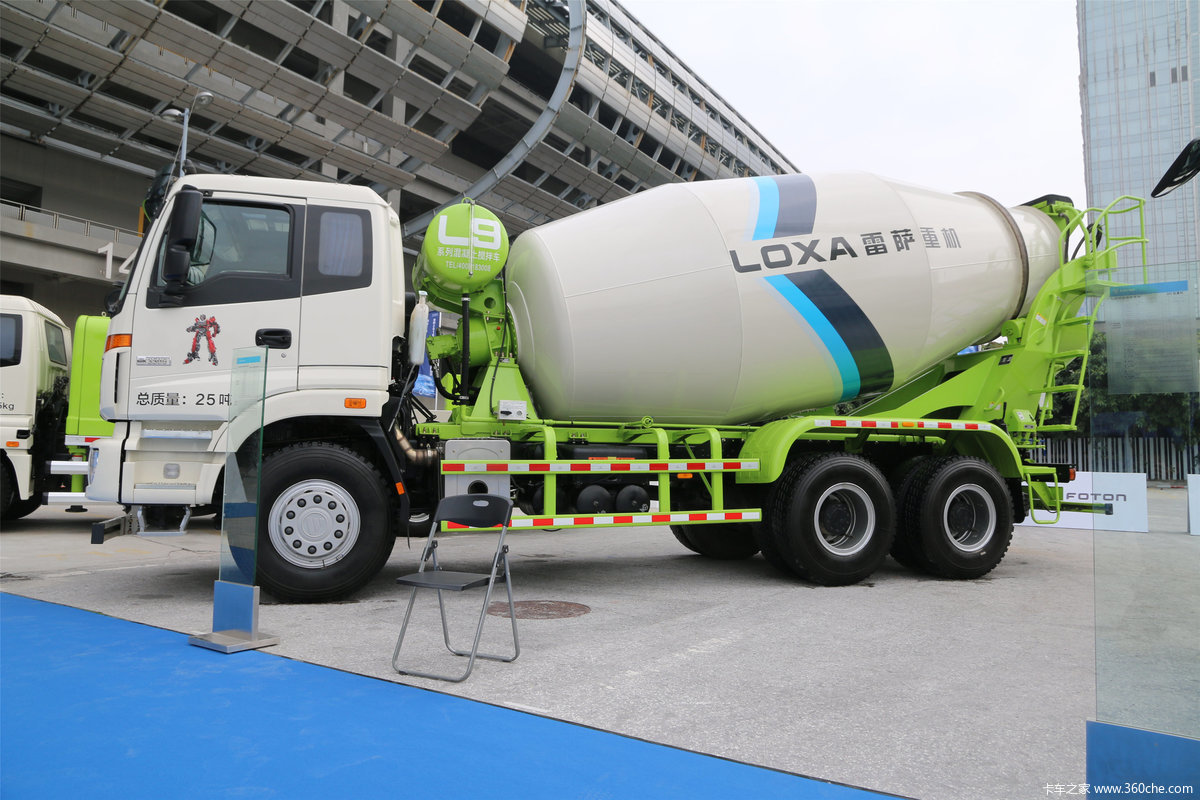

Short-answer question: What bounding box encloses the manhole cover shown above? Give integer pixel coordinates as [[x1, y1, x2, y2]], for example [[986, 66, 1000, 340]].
[[487, 600, 591, 619]]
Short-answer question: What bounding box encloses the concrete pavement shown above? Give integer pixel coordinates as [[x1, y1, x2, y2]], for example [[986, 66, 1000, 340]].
[[2, 494, 1196, 799]]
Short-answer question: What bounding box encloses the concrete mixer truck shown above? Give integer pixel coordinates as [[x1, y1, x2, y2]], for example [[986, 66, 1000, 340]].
[[81, 150, 1194, 602]]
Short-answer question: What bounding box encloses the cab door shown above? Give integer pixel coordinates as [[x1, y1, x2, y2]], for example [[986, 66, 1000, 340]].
[[125, 192, 304, 421]]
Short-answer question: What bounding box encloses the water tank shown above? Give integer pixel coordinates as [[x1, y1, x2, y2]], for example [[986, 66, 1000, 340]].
[[505, 172, 1062, 424]]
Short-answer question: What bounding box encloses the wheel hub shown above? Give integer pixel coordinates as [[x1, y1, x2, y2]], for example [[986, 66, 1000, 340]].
[[269, 480, 360, 568], [813, 482, 874, 557], [943, 484, 995, 553]]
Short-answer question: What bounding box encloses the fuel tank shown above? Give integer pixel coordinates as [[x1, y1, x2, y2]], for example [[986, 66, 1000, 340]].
[[505, 172, 1062, 424]]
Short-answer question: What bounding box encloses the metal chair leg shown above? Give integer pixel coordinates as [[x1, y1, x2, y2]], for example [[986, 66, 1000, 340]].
[[442, 547, 519, 664], [392, 546, 519, 682]]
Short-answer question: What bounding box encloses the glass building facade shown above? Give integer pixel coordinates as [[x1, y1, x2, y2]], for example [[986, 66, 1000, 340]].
[[1078, 0, 1199, 304]]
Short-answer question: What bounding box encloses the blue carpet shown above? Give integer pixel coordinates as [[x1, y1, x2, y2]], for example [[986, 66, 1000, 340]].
[[1, 593, 894, 799]]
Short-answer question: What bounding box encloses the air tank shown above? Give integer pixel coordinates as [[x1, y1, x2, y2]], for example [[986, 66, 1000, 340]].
[[505, 172, 1063, 425]]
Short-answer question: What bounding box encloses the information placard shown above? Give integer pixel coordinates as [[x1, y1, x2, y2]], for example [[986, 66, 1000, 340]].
[[1021, 471, 1148, 532]]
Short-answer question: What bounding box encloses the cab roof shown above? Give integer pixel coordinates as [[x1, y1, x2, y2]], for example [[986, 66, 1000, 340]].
[[169, 174, 389, 207], [0, 294, 65, 325]]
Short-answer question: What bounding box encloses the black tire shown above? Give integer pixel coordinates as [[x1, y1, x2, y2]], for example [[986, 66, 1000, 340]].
[[758, 454, 823, 576], [676, 522, 760, 560], [257, 443, 396, 603], [766, 453, 895, 586], [889, 456, 935, 571], [669, 482, 761, 560], [907, 457, 1014, 579], [1, 459, 42, 521], [0, 459, 14, 517], [669, 524, 702, 554], [5, 495, 42, 521]]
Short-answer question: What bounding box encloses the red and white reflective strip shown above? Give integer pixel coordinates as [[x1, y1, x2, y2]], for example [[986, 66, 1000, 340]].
[[64, 435, 104, 446], [441, 460, 758, 474], [445, 509, 762, 530], [813, 419, 992, 432]]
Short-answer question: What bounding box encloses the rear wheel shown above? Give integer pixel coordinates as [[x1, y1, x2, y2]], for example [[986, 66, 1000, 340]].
[[671, 523, 760, 560], [758, 454, 822, 574], [669, 525, 701, 554], [904, 457, 1013, 579], [257, 443, 396, 602], [669, 482, 761, 560], [890, 456, 934, 571], [766, 453, 894, 585]]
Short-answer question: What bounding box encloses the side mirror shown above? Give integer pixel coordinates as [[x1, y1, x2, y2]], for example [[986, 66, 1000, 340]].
[[1151, 138, 1200, 198], [104, 286, 122, 316], [162, 187, 203, 283], [163, 247, 190, 284]]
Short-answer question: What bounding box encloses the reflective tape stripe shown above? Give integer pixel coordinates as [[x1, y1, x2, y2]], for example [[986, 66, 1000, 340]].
[[814, 418, 989, 432], [443, 509, 761, 530], [441, 460, 758, 474], [64, 435, 103, 446]]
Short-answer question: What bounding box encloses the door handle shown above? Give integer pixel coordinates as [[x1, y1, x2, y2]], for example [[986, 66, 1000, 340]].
[[255, 328, 292, 349]]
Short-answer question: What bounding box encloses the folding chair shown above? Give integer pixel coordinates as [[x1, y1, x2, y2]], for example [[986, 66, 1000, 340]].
[[391, 494, 519, 682]]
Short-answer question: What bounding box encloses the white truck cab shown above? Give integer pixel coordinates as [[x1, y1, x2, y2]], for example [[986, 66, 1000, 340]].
[[89, 175, 411, 599], [1, 295, 72, 520]]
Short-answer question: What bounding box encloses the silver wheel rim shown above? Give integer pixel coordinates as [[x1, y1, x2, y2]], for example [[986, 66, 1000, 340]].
[[812, 482, 874, 557], [268, 480, 360, 569], [943, 484, 995, 553]]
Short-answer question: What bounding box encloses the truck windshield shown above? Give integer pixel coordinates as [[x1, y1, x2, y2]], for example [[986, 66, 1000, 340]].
[[151, 202, 290, 288], [0, 313, 21, 367]]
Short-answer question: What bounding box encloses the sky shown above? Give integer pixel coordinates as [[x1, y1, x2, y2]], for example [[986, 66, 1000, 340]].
[[617, 0, 1087, 209]]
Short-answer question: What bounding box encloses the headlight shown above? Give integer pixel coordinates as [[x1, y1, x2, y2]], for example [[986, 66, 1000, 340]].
[[88, 447, 100, 483]]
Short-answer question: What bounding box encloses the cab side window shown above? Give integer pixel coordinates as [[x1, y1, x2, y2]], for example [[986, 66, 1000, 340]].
[[303, 207, 372, 296], [148, 201, 302, 308], [43, 321, 67, 366]]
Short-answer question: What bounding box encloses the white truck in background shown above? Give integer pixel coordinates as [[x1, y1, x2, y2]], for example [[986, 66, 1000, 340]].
[[1, 295, 71, 520]]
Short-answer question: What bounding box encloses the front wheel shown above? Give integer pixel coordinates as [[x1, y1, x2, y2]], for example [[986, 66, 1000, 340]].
[[4, 496, 42, 521], [257, 443, 396, 602], [766, 453, 894, 585], [1, 460, 41, 521]]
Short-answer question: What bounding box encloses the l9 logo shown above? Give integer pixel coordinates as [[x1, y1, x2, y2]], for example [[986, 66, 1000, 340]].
[[437, 215, 503, 251]]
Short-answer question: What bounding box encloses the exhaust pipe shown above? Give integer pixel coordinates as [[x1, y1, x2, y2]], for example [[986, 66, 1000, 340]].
[[392, 426, 438, 466]]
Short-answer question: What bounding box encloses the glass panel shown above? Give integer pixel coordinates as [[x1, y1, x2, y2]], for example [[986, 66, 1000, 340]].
[[1093, 276, 1200, 739], [1104, 281, 1198, 394], [317, 211, 364, 277], [43, 321, 67, 366], [303, 207, 372, 295], [154, 203, 292, 288], [218, 346, 269, 586]]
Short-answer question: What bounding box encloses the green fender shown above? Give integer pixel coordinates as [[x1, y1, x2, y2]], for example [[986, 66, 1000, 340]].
[[736, 415, 1030, 485]]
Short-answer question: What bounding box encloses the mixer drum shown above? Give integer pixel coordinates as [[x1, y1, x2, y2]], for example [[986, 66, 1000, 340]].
[[505, 172, 1061, 424]]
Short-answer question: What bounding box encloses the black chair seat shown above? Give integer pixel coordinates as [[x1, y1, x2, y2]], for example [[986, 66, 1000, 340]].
[[396, 570, 502, 591]]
